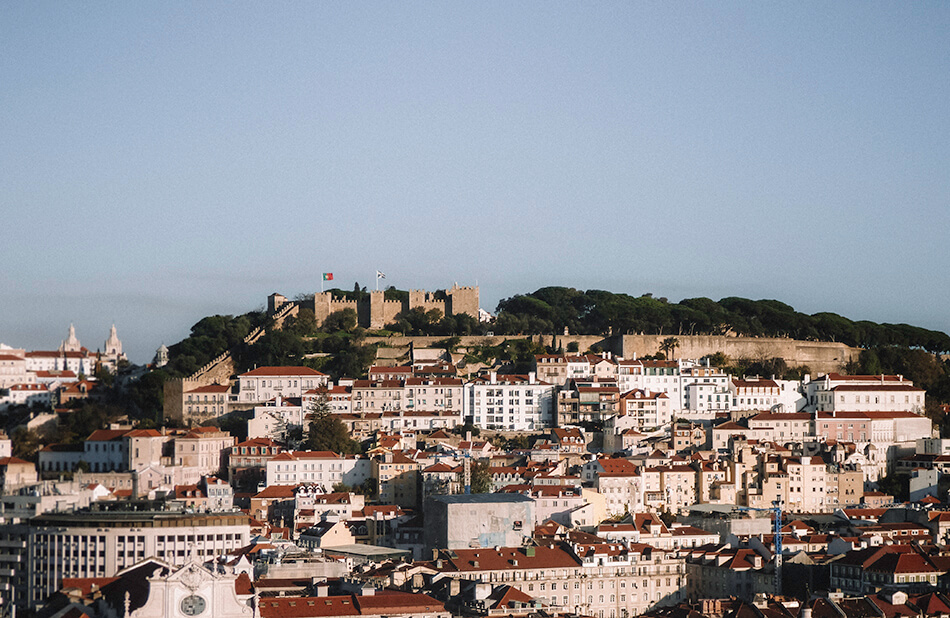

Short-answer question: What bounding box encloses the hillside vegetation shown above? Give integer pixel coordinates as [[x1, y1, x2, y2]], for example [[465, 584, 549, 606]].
[[493, 287, 950, 353]]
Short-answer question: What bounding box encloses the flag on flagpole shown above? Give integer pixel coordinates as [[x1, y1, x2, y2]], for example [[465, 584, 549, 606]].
[[323, 273, 333, 281], [376, 270, 386, 280]]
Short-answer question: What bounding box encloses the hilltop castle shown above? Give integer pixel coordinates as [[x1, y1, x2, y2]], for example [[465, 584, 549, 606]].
[[268, 283, 479, 330]]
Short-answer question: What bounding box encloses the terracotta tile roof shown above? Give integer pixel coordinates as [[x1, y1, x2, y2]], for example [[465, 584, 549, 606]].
[[35, 369, 77, 378], [435, 545, 579, 572], [824, 373, 905, 382], [252, 485, 300, 499], [910, 592, 950, 615], [488, 584, 535, 610], [9, 383, 48, 392], [0, 457, 32, 466], [234, 437, 282, 448], [241, 366, 327, 377], [124, 429, 163, 438], [272, 451, 342, 461], [732, 379, 779, 389], [749, 411, 811, 421], [186, 383, 231, 393], [86, 429, 129, 442], [714, 421, 747, 431], [596, 458, 638, 477], [832, 383, 922, 392], [867, 552, 940, 574]]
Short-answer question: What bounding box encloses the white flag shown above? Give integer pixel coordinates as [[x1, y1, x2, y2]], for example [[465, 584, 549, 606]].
[[376, 270, 386, 280]]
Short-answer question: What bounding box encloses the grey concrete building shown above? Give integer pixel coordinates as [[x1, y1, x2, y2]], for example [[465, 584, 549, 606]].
[[424, 493, 534, 552]]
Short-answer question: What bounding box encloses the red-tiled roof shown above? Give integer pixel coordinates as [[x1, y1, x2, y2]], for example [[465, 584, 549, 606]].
[[86, 429, 129, 442], [241, 366, 327, 377], [0, 457, 32, 466], [186, 384, 231, 393], [435, 546, 579, 572]]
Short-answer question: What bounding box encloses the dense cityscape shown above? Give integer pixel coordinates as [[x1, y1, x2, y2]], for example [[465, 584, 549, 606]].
[[3, 284, 950, 618], [5, 4, 948, 618]]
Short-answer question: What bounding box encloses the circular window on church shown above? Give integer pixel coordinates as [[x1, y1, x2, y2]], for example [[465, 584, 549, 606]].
[[181, 594, 206, 616]]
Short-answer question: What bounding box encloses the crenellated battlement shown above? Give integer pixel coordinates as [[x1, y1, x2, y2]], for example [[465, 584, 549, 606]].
[[270, 282, 479, 330]]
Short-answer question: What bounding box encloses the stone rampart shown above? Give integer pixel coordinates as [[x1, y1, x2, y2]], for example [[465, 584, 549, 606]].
[[618, 334, 859, 373]]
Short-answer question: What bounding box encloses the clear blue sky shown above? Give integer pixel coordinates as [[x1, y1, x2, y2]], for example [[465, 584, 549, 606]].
[[2, 3, 948, 363]]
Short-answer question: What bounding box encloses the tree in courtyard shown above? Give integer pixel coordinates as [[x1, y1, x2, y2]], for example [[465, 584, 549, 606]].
[[323, 309, 358, 333], [305, 395, 360, 454], [11, 427, 41, 461], [469, 460, 493, 494]]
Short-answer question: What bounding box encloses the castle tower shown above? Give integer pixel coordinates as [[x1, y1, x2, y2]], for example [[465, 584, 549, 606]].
[[59, 323, 81, 353], [104, 324, 123, 356]]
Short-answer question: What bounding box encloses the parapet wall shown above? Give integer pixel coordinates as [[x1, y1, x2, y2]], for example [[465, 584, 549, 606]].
[[364, 333, 859, 374], [294, 284, 479, 330], [618, 334, 860, 374]]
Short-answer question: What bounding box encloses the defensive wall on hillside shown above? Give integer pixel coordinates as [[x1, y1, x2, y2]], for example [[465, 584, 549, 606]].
[[615, 334, 859, 374], [364, 333, 857, 374], [268, 284, 479, 330], [162, 304, 292, 423]]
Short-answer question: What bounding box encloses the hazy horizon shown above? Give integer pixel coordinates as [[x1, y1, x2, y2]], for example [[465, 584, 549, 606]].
[[3, 3, 948, 363]]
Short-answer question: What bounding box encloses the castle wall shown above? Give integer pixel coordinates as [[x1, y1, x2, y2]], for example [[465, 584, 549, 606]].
[[267, 293, 289, 314], [367, 291, 406, 329], [408, 290, 447, 319], [163, 379, 184, 422], [618, 334, 860, 374], [293, 285, 479, 330], [446, 284, 479, 319]]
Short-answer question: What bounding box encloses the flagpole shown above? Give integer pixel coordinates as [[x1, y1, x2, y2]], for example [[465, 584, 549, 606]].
[[376, 270, 379, 291]]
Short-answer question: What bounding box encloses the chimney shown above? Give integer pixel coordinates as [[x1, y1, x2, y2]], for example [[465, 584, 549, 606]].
[[528, 372, 536, 384]]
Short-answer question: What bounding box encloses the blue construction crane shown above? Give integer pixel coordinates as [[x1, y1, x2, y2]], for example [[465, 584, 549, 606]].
[[736, 501, 783, 596]]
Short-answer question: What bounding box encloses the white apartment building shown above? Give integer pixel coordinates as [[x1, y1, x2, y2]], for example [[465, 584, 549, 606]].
[[237, 366, 329, 403], [302, 384, 352, 414], [618, 389, 671, 432], [747, 411, 812, 443], [682, 381, 731, 421], [680, 365, 731, 416], [252, 396, 307, 431], [183, 383, 230, 421], [803, 373, 923, 413], [405, 377, 462, 411], [82, 429, 130, 472], [266, 451, 372, 490], [27, 509, 250, 610], [173, 427, 234, 476], [586, 458, 644, 515], [351, 379, 405, 412], [617, 360, 684, 409], [1, 383, 52, 410], [463, 372, 555, 431], [432, 543, 686, 618], [0, 353, 32, 389], [824, 384, 925, 414], [731, 378, 782, 411], [785, 456, 827, 512], [24, 350, 96, 376]]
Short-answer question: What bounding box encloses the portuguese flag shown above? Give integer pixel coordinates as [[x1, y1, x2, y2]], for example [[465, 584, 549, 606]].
[[323, 273, 333, 281]]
